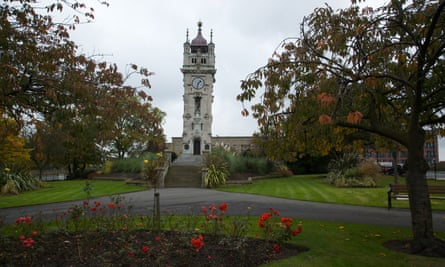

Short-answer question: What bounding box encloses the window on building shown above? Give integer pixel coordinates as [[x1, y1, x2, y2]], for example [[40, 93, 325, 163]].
[[201, 58, 206, 64], [194, 96, 201, 116]]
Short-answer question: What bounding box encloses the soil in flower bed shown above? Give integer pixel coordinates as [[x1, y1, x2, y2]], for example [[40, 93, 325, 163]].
[[0, 230, 309, 266]]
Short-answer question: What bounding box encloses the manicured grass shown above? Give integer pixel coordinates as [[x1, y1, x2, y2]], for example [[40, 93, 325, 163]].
[[219, 174, 445, 210], [266, 219, 445, 267], [0, 180, 148, 208]]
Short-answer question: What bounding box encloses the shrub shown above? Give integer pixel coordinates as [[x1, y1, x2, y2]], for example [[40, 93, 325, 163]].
[[326, 153, 378, 187], [358, 159, 381, 179], [273, 164, 293, 177], [1, 166, 43, 195], [205, 164, 229, 188]]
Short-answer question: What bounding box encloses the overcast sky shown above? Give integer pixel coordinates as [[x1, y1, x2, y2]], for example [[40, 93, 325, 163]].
[[69, 0, 444, 161]]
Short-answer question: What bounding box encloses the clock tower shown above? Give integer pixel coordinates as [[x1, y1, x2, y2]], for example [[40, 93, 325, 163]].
[[181, 22, 216, 155]]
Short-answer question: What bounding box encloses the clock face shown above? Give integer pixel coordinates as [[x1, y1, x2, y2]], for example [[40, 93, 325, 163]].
[[192, 77, 204, 89]]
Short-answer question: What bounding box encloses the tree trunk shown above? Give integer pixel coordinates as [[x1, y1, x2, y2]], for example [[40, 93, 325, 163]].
[[406, 126, 445, 255]]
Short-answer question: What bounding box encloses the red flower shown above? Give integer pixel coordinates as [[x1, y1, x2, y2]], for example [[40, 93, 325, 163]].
[[270, 208, 279, 216], [191, 235, 204, 252], [273, 244, 280, 253], [260, 212, 271, 221], [141, 245, 149, 253], [258, 220, 265, 228], [107, 203, 116, 209], [292, 225, 303, 236], [155, 236, 161, 242], [258, 212, 272, 228], [83, 200, 89, 206], [94, 201, 101, 207], [15, 216, 32, 225], [281, 217, 293, 228], [90, 207, 97, 212], [219, 202, 228, 212], [32, 230, 38, 237], [201, 206, 207, 214], [21, 237, 35, 248]]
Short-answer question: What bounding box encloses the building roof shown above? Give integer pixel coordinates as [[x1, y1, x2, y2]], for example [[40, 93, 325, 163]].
[[191, 21, 208, 47]]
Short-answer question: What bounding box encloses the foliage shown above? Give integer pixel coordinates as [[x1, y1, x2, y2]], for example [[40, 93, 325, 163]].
[[327, 153, 378, 187], [225, 153, 272, 175], [238, 0, 445, 251], [273, 164, 293, 177], [110, 156, 145, 174], [0, 200, 305, 266], [257, 208, 302, 250], [203, 148, 229, 188], [204, 147, 273, 177], [0, 180, 146, 208], [0, 166, 42, 195], [0, 117, 32, 166], [1, 1, 165, 178], [141, 152, 165, 188], [205, 164, 228, 188]]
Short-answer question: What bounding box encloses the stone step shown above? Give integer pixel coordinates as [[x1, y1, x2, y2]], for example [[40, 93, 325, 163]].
[[173, 154, 203, 166], [164, 165, 202, 188]]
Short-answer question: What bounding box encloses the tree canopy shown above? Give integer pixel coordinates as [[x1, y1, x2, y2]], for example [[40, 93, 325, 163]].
[[238, 0, 445, 254], [1, 1, 165, 176]]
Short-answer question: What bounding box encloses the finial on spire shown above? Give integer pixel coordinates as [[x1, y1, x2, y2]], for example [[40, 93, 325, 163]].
[[197, 21, 202, 33], [210, 29, 213, 43], [186, 28, 189, 42]]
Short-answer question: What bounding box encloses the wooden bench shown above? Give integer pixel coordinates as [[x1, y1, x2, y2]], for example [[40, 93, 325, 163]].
[[387, 183, 445, 209]]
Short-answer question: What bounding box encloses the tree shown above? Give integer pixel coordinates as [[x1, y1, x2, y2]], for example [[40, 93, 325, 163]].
[[101, 86, 166, 159], [0, 115, 31, 166], [238, 0, 445, 254]]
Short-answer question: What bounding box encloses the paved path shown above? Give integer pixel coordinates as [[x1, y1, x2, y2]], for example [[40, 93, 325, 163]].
[[1, 188, 445, 231]]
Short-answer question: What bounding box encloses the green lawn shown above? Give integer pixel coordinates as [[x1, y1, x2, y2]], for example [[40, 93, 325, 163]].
[[263, 219, 445, 267], [1, 175, 445, 266], [219, 174, 445, 210], [0, 180, 148, 208]]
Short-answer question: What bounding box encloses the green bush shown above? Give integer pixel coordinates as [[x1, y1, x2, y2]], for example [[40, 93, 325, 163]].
[[1, 166, 43, 195], [104, 153, 158, 174], [327, 153, 378, 188], [225, 154, 272, 175], [205, 164, 228, 188]]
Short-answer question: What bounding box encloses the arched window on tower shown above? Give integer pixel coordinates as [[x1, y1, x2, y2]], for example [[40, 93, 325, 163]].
[[194, 96, 201, 116]]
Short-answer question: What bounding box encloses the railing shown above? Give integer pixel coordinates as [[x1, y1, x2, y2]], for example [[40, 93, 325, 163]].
[[32, 169, 67, 181]]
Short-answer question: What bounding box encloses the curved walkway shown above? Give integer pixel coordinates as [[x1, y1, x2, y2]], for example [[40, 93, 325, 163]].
[[1, 188, 445, 231]]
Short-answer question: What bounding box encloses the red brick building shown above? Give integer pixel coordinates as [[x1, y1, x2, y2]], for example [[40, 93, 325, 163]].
[[364, 132, 439, 166]]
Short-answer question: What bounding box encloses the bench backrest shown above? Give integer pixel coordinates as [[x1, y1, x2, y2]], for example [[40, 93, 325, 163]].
[[389, 184, 445, 194]]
